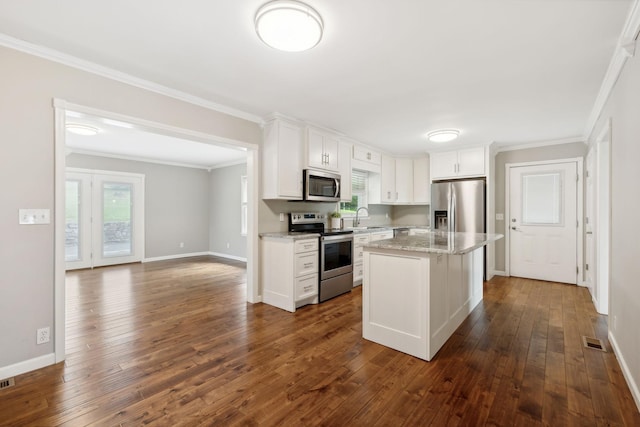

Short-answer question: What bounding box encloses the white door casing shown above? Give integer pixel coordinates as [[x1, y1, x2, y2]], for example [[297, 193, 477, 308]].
[[508, 161, 579, 284]]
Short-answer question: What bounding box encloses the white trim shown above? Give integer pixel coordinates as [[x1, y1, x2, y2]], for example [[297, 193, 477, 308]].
[[209, 252, 248, 263], [143, 252, 214, 263], [491, 270, 508, 277], [66, 167, 145, 179], [492, 137, 584, 154], [246, 149, 261, 303], [0, 33, 263, 124], [207, 159, 248, 171], [143, 252, 248, 263], [54, 99, 258, 152], [609, 331, 640, 412], [0, 353, 56, 381], [68, 148, 240, 171], [584, 1, 640, 141], [504, 157, 583, 284], [54, 107, 66, 363]]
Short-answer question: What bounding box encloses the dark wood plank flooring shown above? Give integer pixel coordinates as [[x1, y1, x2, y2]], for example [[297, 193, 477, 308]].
[[1, 256, 639, 426]]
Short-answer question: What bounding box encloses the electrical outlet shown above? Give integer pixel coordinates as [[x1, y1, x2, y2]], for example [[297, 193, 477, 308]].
[[226, 242, 230, 249], [179, 242, 184, 248], [36, 327, 50, 345], [279, 213, 285, 222], [496, 213, 504, 221], [613, 315, 617, 331]]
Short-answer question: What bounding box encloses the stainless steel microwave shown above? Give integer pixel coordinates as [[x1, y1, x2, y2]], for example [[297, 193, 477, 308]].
[[303, 169, 341, 202]]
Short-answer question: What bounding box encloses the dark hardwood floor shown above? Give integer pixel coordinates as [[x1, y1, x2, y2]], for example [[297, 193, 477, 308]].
[[1, 256, 639, 426]]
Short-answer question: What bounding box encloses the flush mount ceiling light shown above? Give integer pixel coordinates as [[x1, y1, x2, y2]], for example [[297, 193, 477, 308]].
[[66, 123, 100, 136], [255, 0, 323, 52], [427, 129, 460, 143]]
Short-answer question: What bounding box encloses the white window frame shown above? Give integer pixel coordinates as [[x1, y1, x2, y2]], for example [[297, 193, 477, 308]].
[[340, 169, 369, 218]]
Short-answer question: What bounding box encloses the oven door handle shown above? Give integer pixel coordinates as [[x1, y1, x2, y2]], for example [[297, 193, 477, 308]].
[[321, 234, 353, 243]]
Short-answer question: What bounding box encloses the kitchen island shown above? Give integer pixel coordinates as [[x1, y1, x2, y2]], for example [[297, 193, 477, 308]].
[[362, 232, 503, 361]]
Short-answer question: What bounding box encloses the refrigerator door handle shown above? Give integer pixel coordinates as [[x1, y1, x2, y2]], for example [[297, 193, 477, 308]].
[[449, 185, 456, 233]]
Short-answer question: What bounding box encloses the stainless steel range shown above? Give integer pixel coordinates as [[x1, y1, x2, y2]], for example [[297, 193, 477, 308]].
[[289, 213, 354, 302]]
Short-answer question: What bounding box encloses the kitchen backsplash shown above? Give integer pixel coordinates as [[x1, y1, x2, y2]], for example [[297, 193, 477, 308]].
[[258, 199, 428, 232]]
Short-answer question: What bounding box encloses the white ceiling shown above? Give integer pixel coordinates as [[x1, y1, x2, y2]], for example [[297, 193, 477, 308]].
[[0, 0, 634, 159]]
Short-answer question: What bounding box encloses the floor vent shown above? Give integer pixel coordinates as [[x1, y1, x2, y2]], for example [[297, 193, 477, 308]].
[[583, 336, 606, 352], [0, 377, 15, 390]]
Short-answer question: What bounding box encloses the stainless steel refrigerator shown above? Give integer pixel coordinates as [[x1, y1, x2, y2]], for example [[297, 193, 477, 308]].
[[431, 178, 485, 234]]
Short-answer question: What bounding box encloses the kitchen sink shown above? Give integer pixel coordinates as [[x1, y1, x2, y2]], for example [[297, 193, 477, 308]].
[[350, 226, 387, 230]]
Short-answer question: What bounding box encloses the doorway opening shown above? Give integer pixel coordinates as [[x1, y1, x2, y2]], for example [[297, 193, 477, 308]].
[[53, 100, 260, 363]]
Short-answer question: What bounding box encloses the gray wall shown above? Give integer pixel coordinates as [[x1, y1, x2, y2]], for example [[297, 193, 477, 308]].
[[67, 154, 211, 258], [591, 41, 640, 406], [493, 142, 587, 271], [209, 163, 247, 259], [0, 45, 260, 370]]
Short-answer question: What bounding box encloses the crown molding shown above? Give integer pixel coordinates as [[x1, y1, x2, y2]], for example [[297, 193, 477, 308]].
[[0, 33, 264, 124], [584, 0, 640, 141], [492, 136, 584, 155]]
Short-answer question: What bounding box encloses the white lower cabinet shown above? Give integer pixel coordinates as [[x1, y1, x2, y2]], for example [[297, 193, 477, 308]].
[[363, 247, 484, 361], [261, 237, 319, 312], [370, 230, 393, 241], [353, 233, 371, 285]]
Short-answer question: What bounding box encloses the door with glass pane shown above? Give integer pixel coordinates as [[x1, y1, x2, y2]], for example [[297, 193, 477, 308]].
[[509, 162, 577, 284], [65, 172, 92, 270], [65, 170, 144, 270]]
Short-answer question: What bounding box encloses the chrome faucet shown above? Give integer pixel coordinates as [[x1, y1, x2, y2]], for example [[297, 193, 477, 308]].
[[355, 207, 369, 226]]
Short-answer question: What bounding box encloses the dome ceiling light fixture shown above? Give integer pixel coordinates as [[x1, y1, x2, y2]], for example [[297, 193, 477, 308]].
[[66, 123, 101, 136], [427, 129, 460, 143], [255, 0, 324, 52]]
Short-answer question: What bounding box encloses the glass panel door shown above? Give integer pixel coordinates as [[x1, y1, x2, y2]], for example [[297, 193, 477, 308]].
[[65, 172, 92, 270], [102, 182, 133, 257]]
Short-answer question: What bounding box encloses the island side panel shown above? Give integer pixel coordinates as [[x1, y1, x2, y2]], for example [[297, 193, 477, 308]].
[[261, 238, 296, 312], [363, 249, 429, 360]]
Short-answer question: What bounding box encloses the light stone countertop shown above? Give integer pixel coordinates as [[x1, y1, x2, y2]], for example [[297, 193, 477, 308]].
[[259, 232, 321, 240], [364, 231, 503, 255]]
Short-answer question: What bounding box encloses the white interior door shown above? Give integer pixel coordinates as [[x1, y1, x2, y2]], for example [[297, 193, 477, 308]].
[[509, 162, 578, 284], [65, 169, 144, 269]]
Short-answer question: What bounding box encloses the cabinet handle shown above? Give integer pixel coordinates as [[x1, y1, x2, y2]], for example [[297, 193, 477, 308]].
[[303, 262, 314, 268], [367, 152, 371, 160], [396, 191, 398, 200], [327, 153, 330, 165]]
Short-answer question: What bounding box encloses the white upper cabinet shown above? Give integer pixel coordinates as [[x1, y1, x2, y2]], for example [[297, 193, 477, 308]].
[[430, 147, 485, 180], [306, 127, 339, 172], [338, 139, 353, 202], [380, 154, 396, 203], [412, 156, 430, 204], [262, 119, 303, 200], [395, 158, 413, 204]]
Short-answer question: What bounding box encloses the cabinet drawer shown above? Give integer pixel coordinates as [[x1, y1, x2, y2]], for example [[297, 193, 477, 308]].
[[354, 234, 371, 245], [295, 252, 318, 277], [409, 228, 430, 236], [370, 231, 393, 241], [295, 274, 318, 301], [295, 238, 319, 253], [353, 262, 364, 283], [354, 245, 365, 262]]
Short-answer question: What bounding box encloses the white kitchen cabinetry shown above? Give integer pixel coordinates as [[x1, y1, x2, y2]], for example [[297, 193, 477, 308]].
[[409, 228, 430, 236], [338, 139, 352, 202], [353, 229, 394, 286], [306, 127, 339, 172], [353, 233, 370, 285], [412, 157, 430, 204], [380, 154, 396, 203], [395, 158, 413, 204], [352, 145, 382, 173], [261, 237, 319, 312], [363, 247, 484, 361], [262, 119, 303, 200], [430, 147, 485, 180]]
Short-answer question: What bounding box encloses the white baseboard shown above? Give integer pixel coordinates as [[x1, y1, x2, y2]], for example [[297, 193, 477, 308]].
[[609, 331, 640, 412], [208, 252, 247, 262], [0, 353, 56, 381], [491, 270, 507, 277], [143, 251, 247, 263], [143, 252, 211, 263]]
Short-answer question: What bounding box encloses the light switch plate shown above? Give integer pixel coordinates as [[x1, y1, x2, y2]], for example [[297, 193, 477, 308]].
[[495, 213, 504, 221], [19, 209, 51, 225]]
